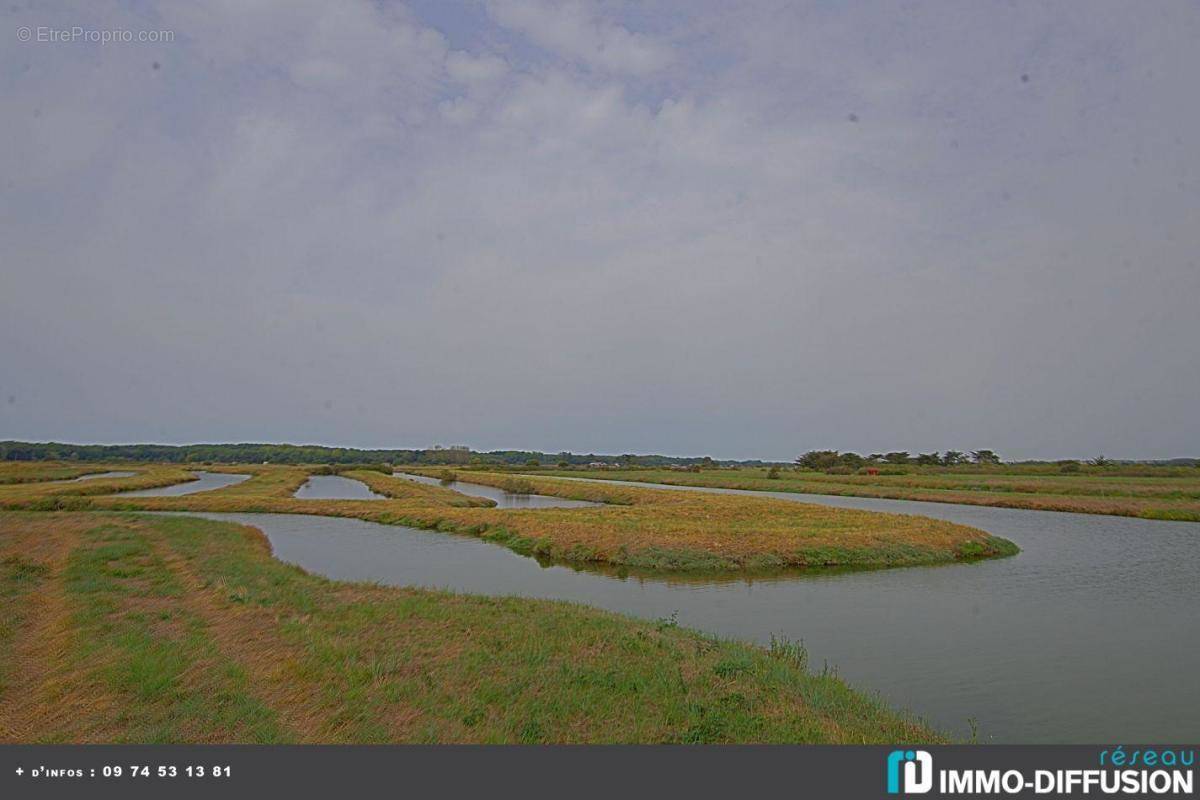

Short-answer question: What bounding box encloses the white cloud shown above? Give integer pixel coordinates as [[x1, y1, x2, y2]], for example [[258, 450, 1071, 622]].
[[1, 1, 1197, 458], [446, 50, 509, 84], [485, 0, 672, 75]]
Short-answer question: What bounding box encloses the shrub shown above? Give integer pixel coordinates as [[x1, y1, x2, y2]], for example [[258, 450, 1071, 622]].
[[500, 478, 535, 495]]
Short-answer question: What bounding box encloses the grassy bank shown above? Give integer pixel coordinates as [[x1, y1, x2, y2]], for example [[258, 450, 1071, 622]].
[[0, 511, 941, 743], [394, 469, 1017, 571], [518, 466, 1200, 522], [0, 462, 127, 485], [0, 464, 197, 503], [0, 463, 1015, 573]]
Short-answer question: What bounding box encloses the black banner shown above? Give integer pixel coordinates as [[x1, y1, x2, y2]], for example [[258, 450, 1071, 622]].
[[0, 745, 1196, 799]]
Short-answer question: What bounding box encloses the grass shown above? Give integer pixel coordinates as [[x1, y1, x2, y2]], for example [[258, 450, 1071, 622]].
[[519, 466, 1200, 522], [0, 462, 124, 485], [394, 469, 1017, 571], [0, 462, 1016, 573], [0, 464, 195, 507], [0, 511, 942, 743]]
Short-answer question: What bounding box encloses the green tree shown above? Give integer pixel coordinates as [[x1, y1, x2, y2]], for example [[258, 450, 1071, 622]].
[[838, 452, 866, 469], [971, 449, 1001, 465], [795, 450, 840, 470]]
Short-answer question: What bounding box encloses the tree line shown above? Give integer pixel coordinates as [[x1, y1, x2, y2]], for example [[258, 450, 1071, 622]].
[[0, 440, 742, 468], [794, 449, 1002, 470]]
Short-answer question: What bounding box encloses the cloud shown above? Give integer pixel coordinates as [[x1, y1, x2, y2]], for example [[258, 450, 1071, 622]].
[[1, 1, 1198, 459], [484, 0, 673, 75]]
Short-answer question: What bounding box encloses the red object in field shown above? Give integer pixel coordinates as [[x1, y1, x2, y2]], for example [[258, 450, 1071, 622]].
[[866, 468, 879, 475]]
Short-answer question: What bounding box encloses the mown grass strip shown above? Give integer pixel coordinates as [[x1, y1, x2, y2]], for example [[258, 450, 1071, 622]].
[[60, 520, 288, 743], [0, 554, 51, 696], [144, 513, 940, 743]]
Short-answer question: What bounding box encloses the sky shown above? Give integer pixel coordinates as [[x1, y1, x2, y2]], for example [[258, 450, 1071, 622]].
[[2, 1, 1198, 461]]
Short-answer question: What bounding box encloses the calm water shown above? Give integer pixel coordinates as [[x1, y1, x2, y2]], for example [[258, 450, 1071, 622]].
[[180, 480, 1200, 743], [124, 471, 250, 497], [294, 474, 386, 500], [397, 472, 600, 509], [53, 470, 136, 482]]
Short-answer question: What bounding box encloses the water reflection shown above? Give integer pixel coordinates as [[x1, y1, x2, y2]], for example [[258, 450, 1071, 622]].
[[124, 471, 251, 497], [52, 470, 136, 483], [397, 472, 600, 509], [165, 483, 1200, 744], [293, 474, 386, 500]]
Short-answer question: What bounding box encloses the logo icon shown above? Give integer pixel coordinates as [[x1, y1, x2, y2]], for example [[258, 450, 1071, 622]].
[[887, 750, 933, 794]]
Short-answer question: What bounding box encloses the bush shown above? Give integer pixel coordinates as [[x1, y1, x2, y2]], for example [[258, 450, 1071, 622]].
[[500, 478, 536, 495], [1058, 461, 1081, 473], [767, 466, 781, 479]]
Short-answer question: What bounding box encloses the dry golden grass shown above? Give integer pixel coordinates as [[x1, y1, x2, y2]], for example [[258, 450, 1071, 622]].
[[528, 466, 1200, 522], [0, 463, 1014, 572], [0, 464, 193, 504], [0, 462, 123, 484], [387, 470, 1015, 570]]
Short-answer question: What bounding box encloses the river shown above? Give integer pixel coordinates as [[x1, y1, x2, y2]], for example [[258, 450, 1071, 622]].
[[175, 475, 1200, 743]]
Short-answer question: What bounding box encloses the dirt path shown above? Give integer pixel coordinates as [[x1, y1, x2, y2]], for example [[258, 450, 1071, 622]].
[[144, 527, 328, 742], [0, 515, 119, 741]]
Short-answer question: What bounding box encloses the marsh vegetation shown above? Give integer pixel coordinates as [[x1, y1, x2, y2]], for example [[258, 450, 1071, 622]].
[[0, 511, 938, 743]]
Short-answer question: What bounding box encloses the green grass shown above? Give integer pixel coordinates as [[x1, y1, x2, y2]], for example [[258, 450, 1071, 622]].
[[0, 462, 1019, 574], [0, 554, 50, 694], [519, 466, 1200, 522], [0, 511, 943, 743], [58, 521, 286, 743]]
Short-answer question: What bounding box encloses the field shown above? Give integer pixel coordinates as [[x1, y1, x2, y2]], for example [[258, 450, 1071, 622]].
[[0, 511, 941, 743], [0, 463, 1016, 572], [522, 465, 1200, 522]]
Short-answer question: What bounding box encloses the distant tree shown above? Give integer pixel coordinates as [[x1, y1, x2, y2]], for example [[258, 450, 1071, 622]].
[[971, 449, 1001, 465], [942, 450, 966, 466], [883, 451, 911, 465], [796, 450, 841, 470], [1089, 455, 1112, 467], [867, 453, 885, 462], [838, 452, 866, 469], [526, 458, 540, 467], [915, 452, 941, 466], [557, 460, 569, 468]]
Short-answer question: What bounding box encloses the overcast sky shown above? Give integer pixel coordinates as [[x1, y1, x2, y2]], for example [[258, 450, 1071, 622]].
[[2, 2, 1198, 460]]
